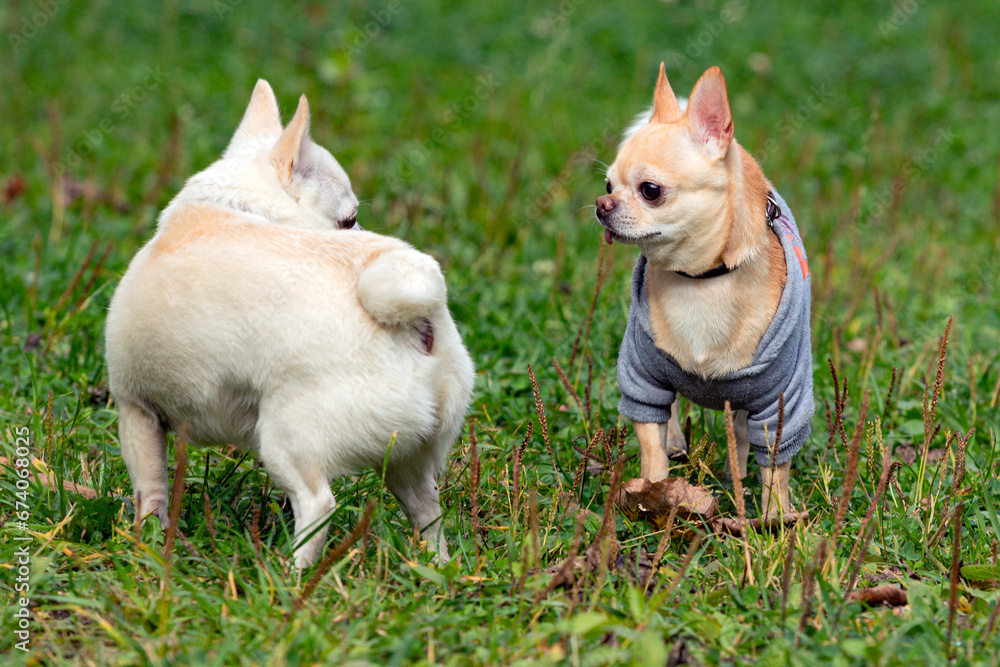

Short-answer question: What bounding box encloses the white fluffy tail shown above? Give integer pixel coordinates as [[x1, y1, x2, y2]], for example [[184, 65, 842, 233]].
[[357, 248, 446, 327]]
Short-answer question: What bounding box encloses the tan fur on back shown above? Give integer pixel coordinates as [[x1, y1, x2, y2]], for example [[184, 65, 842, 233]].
[[150, 203, 396, 272]]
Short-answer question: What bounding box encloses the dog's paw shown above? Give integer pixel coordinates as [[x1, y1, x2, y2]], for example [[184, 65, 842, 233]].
[[665, 430, 688, 458]]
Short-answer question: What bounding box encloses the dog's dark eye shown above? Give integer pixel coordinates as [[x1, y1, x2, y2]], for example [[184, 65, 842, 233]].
[[639, 182, 661, 201], [605, 181, 612, 195]]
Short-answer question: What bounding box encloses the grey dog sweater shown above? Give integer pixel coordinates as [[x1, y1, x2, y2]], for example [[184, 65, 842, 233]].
[[617, 191, 814, 466]]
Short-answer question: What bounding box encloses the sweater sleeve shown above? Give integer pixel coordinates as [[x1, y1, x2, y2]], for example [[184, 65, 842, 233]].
[[617, 306, 676, 425]]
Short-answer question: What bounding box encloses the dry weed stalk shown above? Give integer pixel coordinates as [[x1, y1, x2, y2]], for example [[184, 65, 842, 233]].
[[796, 538, 828, 642], [163, 429, 188, 577], [828, 359, 849, 447], [928, 427, 975, 549], [780, 535, 797, 622], [823, 399, 835, 453], [569, 242, 607, 368], [953, 427, 971, 495], [249, 503, 262, 555], [158, 427, 188, 629], [469, 419, 482, 562], [968, 357, 978, 407], [44, 390, 54, 460], [645, 508, 680, 595], [587, 456, 624, 609], [615, 424, 629, 461], [947, 501, 964, 660], [203, 490, 216, 538], [141, 112, 182, 210], [133, 490, 144, 545], [512, 421, 532, 521], [553, 356, 585, 423], [886, 460, 904, 502], [573, 428, 605, 498], [528, 488, 542, 575], [882, 366, 899, 423], [662, 531, 705, 604], [528, 364, 563, 493], [984, 596, 1000, 642], [291, 499, 375, 616], [603, 427, 615, 467], [921, 317, 953, 456], [52, 239, 100, 315], [509, 488, 541, 598], [844, 447, 892, 595], [829, 390, 870, 572], [538, 512, 587, 603], [724, 401, 753, 586]]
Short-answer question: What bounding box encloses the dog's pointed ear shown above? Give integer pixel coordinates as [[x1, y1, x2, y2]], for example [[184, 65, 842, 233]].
[[270, 95, 310, 186], [651, 63, 683, 124], [228, 79, 282, 151], [686, 67, 734, 160]]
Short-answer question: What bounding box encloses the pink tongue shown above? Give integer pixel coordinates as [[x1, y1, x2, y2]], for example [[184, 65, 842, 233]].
[[604, 229, 613, 245]]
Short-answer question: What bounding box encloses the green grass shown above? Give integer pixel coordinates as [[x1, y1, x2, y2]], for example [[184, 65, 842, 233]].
[[2, 0, 999, 664]]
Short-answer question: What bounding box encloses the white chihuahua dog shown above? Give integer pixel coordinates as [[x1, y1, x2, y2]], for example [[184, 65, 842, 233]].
[[106, 80, 475, 568]]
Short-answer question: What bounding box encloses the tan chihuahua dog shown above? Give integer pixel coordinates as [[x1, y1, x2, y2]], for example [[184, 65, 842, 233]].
[[597, 65, 814, 517]]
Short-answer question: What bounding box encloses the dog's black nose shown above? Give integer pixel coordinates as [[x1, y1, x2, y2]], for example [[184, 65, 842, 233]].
[[595, 195, 616, 219]]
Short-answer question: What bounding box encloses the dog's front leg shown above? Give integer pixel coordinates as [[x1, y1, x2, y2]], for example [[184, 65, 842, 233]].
[[633, 420, 670, 482], [664, 410, 687, 457]]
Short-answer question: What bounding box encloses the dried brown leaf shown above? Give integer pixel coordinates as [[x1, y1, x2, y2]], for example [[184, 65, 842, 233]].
[[845, 584, 908, 608], [615, 477, 718, 530]]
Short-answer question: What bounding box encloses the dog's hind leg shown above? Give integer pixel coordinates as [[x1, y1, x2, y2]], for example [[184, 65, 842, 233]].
[[256, 415, 336, 569], [118, 399, 170, 528], [761, 462, 793, 518], [383, 454, 448, 561], [665, 410, 688, 457]]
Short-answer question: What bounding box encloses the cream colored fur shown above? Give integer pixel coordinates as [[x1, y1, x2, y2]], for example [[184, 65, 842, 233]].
[[598, 65, 791, 516], [106, 80, 475, 568]]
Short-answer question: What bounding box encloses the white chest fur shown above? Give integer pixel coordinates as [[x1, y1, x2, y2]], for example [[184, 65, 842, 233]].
[[645, 255, 781, 380]]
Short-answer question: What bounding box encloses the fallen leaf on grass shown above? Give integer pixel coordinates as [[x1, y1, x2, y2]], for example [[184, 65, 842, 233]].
[[614, 477, 718, 529], [845, 584, 908, 608], [615, 477, 808, 534]]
